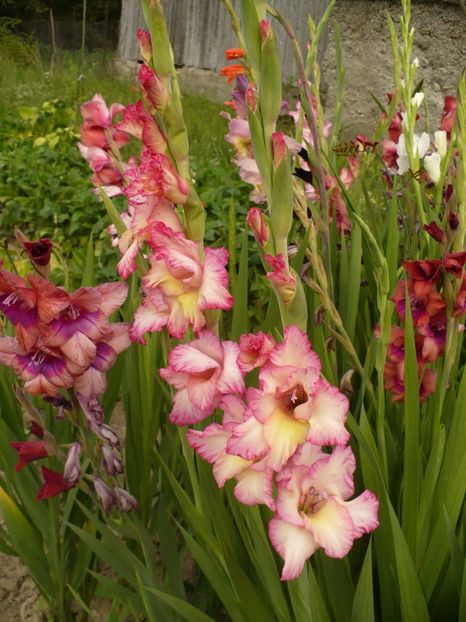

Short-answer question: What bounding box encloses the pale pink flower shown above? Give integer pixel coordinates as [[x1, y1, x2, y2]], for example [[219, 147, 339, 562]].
[[237, 331, 276, 373], [131, 223, 232, 340], [187, 395, 275, 509], [234, 326, 350, 471], [159, 332, 244, 425], [269, 443, 379, 580]]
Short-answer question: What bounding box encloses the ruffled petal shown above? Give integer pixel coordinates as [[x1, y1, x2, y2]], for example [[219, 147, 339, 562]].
[[303, 497, 354, 558], [307, 380, 350, 446], [345, 490, 379, 538], [269, 518, 316, 581]]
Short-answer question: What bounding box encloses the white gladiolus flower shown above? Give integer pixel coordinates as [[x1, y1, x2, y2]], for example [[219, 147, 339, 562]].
[[396, 132, 430, 175]]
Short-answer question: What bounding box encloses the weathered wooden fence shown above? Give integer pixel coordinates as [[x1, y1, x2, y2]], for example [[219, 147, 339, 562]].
[[118, 0, 330, 79]]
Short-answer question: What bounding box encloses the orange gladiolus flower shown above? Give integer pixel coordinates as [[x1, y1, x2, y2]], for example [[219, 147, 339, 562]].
[[220, 64, 246, 83], [225, 47, 245, 60]]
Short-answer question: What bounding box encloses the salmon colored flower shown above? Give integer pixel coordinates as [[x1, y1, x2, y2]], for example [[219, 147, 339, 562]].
[[246, 208, 269, 246], [220, 64, 246, 84], [225, 48, 245, 60], [160, 331, 244, 425], [269, 444, 378, 580]]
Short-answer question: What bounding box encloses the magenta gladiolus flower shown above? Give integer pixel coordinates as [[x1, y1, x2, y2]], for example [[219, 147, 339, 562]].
[[115, 101, 167, 154], [269, 444, 379, 580], [138, 65, 168, 113], [160, 331, 244, 425], [131, 223, 232, 340], [80, 93, 129, 150]]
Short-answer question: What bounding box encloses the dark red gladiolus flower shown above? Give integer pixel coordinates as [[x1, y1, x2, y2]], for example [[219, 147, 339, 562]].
[[403, 260, 442, 284], [444, 252, 466, 278], [23, 239, 53, 267], [424, 222, 445, 243], [36, 467, 73, 501], [10, 441, 48, 471]]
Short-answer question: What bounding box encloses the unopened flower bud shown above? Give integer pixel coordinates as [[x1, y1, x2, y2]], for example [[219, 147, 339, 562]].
[[246, 208, 269, 246], [63, 443, 81, 486], [15, 228, 52, 278], [114, 487, 139, 513], [340, 369, 355, 397], [136, 28, 152, 63], [138, 65, 168, 113], [448, 210, 459, 231], [272, 132, 287, 168], [424, 221, 445, 243], [90, 421, 120, 448], [102, 446, 124, 477], [93, 477, 115, 515], [259, 19, 272, 43], [313, 305, 325, 327]]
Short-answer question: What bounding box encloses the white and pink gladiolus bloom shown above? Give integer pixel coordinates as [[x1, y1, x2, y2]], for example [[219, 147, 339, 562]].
[[159, 331, 244, 425], [187, 395, 275, 509], [233, 326, 350, 471], [265, 253, 297, 305], [269, 443, 379, 580], [131, 223, 232, 340]]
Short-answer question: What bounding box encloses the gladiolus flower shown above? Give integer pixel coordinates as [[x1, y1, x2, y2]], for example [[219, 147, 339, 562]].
[[125, 150, 189, 205], [269, 444, 378, 580], [443, 252, 466, 278], [448, 210, 459, 231], [160, 330, 244, 425], [131, 223, 232, 340], [80, 93, 129, 150], [220, 64, 246, 84], [237, 332, 276, 373], [63, 443, 81, 486], [225, 48, 245, 60], [440, 95, 456, 137], [10, 440, 48, 471], [36, 467, 73, 501], [237, 327, 350, 471], [115, 101, 167, 154]]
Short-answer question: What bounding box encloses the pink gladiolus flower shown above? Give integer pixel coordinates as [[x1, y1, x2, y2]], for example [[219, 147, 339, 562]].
[[131, 223, 232, 340], [125, 149, 189, 205], [246, 208, 269, 246], [114, 101, 166, 154], [159, 331, 244, 425], [117, 197, 183, 279], [269, 444, 378, 580], [138, 65, 168, 113], [187, 395, 275, 509], [236, 327, 350, 471], [237, 331, 276, 373], [265, 253, 296, 304], [80, 93, 129, 150]]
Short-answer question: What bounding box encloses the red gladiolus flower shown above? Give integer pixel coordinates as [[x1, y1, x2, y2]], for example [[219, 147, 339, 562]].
[[36, 467, 73, 501], [444, 252, 466, 278], [225, 48, 245, 60], [220, 64, 246, 84], [10, 441, 48, 471], [440, 95, 456, 137]]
